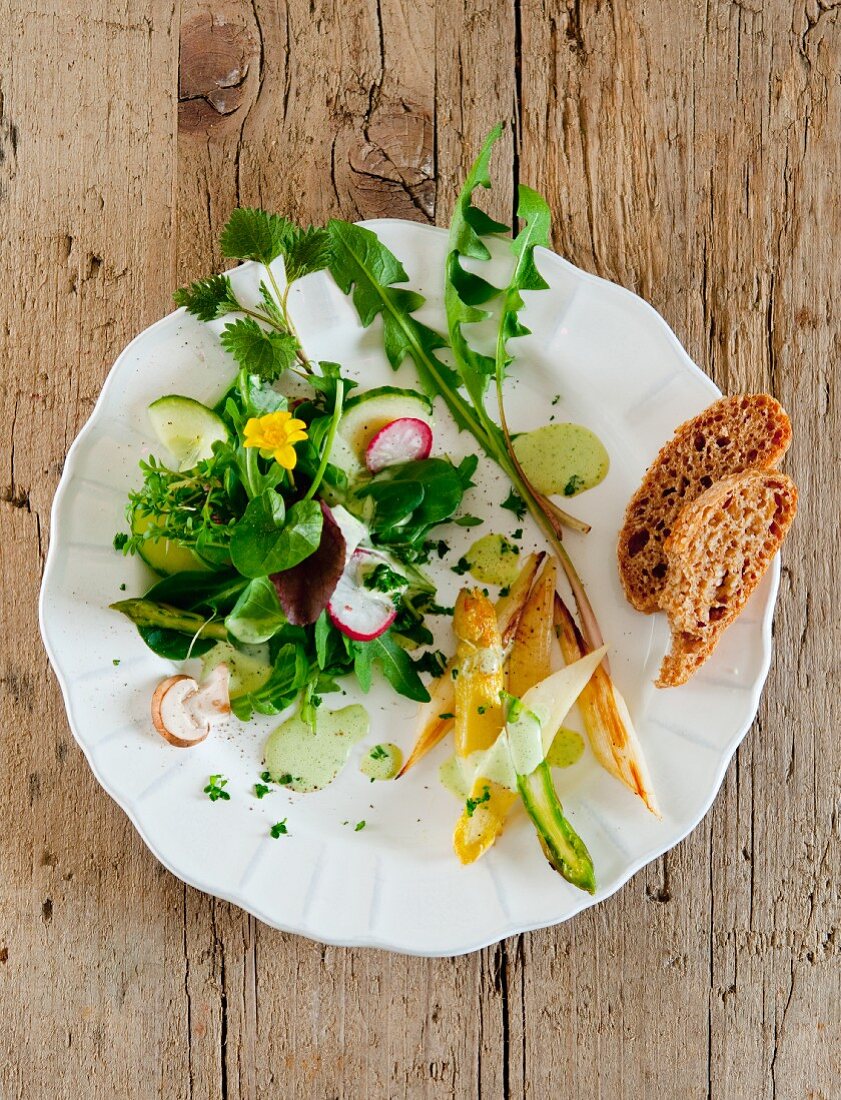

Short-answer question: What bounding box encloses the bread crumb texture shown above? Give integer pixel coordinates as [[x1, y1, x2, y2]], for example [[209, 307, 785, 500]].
[[656, 470, 797, 687], [617, 395, 792, 613]]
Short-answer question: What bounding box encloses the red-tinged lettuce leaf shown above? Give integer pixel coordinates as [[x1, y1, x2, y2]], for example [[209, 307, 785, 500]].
[[271, 501, 346, 625]]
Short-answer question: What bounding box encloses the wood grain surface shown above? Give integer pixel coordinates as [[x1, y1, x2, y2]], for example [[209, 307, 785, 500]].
[[1, 1, 838, 1097]]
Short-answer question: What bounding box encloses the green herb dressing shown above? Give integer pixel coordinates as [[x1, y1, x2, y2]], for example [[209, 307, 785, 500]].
[[547, 727, 585, 769], [359, 742, 403, 781], [263, 704, 369, 793], [464, 533, 522, 586], [439, 753, 470, 800], [202, 642, 271, 696], [512, 423, 609, 497]]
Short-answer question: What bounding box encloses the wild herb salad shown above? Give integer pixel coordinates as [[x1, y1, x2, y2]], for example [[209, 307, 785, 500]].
[[113, 126, 658, 892]]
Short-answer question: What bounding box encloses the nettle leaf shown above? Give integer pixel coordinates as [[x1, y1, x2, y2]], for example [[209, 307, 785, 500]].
[[173, 274, 241, 322], [220, 208, 294, 265], [257, 281, 287, 328], [220, 318, 299, 381], [283, 226, 333, 283]]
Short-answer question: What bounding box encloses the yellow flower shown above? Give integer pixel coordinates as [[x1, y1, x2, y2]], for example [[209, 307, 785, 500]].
[[243, 410, 308, 471]]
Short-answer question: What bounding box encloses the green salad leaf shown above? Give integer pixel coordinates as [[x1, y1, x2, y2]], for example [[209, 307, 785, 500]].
[[230, 492, 323, 578], [225, 577, 287, 644]]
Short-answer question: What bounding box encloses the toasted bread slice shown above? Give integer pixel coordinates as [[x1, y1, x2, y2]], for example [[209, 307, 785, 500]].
[[618, 395, 792, 612], [656, 470, 797, 687]]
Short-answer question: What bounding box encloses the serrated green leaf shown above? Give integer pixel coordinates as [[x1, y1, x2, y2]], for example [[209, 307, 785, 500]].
[[497, 184, 551, 371], [220, 208, 294, 264], [258, 281, 287, 328], [173, 274, 241, 322], [283, 226, 333, 283], [326, 219, 473, 420], [220, 318, 299, 381]]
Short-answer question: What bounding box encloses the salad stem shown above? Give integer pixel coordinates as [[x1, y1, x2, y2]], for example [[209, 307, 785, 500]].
[[304, 382, 345, 502], [265, 264, 312, 373]]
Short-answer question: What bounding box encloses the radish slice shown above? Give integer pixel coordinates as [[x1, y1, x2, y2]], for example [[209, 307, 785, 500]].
[[328, 549, 399, 641], [365, 418, 433, 473]]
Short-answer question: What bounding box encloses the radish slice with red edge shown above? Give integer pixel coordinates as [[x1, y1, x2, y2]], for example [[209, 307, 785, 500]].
[[328, 549, 399, 641], [365, 417, 433, 473]]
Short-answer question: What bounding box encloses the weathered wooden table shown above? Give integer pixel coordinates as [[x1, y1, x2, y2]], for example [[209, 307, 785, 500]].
[[1, 2, 838, 1096]]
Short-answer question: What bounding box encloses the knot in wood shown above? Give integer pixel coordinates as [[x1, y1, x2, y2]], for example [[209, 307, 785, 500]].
[[178, 12, 258, 133]]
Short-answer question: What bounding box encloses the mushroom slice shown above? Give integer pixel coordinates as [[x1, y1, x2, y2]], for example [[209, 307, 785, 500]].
[[151, 664, 231, 747]]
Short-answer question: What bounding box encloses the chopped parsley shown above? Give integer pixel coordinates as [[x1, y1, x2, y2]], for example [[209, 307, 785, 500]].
[[465, 786, 491, 817], [119, 583, 127, 592], [260, 770, 272, 783], [275, 773, 295, 786], [113, 532, 129, 551], [512, 528, 523, 540], [369, 744, 388, 761], [451, 667, 459, 680], [551, 393, 561, 406], [453, 515, 483, 527], [452, 556, 471, 575], [254, 783, 271, 799], [204, 775, 230, 802], [354, 820, 366, 831], [501, 488, 527, 521], [364, 563, 406, 594], [438, 712, 455, 721], [112, 659, 121, 667], [498, 585, 510, 597], [435, 539, 450, 558], [564, 474, 585, 496], [270, 819, 289, 838], [477, 705, 487, 715]]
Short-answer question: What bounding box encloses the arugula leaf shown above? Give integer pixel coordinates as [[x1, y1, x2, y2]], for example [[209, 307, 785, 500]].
[[174, 274, 241, 322], [220, 318, 299, 382], [230, 492, 322, 578], [283, 226, 333, 283], [313, 611, 331, 669], [220, 208, 294, 265], [230, 642, 309, 719], [225, 576, 287, 644], [352, 642, 373, 692], [368, 632, 429, 702]]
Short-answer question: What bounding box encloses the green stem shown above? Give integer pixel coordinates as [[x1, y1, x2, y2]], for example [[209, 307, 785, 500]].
[[304, 382, 345, 501], [265, 264, 312, 373], [244, 445, 262, 499]]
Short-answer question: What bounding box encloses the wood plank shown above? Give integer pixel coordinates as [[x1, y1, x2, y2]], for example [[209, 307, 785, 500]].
[[1, 0, 838, 1096], [0, 3, 187, 1099], [517, 2, 840, 1098]]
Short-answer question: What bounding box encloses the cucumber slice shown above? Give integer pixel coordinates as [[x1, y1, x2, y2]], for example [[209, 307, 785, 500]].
[[132, 509, 213, 576], [337, 387, 433, 464], [148, 395, 228, 471]]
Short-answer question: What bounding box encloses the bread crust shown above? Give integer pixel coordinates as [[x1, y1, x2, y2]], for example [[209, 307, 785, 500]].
[[656, 470, 798, 687], [618, 395, 792, 613]]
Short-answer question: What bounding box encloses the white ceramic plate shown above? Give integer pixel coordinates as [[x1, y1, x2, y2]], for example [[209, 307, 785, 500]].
[[40, 220, 778, 956]]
